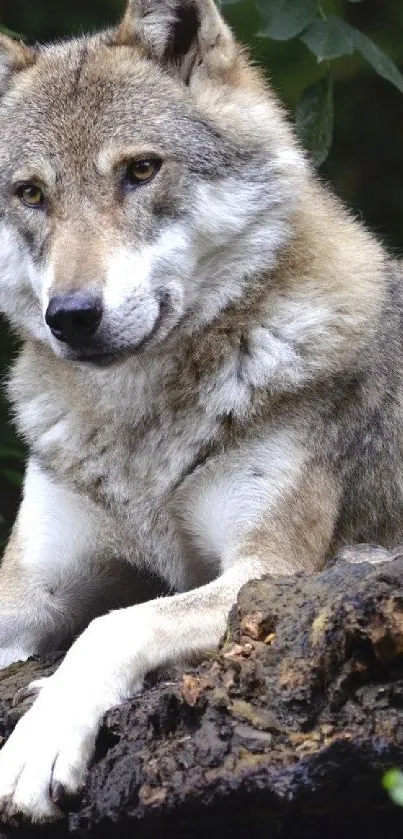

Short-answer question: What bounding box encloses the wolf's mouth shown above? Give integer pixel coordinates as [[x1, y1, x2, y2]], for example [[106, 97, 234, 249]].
[[68, 292, 171, 365], [74, 351, 126, 367]]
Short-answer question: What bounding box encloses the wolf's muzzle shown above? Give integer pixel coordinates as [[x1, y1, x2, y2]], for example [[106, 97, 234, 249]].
[[46, 294, 102, 346]]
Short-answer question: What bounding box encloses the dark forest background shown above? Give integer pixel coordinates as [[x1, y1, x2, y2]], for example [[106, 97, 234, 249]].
[[0, 0, 402, 543]]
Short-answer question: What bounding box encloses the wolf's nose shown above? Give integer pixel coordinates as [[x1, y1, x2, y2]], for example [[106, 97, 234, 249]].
[[46, 294, 103, 345]]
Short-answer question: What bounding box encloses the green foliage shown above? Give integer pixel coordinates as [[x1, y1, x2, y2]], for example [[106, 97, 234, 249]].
[[295, 75, 333, 166], [254, 0, 317, 41], [383, 769, 403, 806], [221, 0, 403, 164], [301, 15, 355, 62], [347, 25, 403, 92]]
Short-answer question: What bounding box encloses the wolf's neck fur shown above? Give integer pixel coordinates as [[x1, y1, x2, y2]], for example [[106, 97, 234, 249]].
[[170, 178, 387, 397]]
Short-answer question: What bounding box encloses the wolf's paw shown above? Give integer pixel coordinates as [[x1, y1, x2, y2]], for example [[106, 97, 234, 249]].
[[0, 609, 148, 822], [0, 678, 97, 822]]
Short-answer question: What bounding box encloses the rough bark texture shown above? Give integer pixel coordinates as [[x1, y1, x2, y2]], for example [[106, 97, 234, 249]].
[[1, 552, 403, 838]]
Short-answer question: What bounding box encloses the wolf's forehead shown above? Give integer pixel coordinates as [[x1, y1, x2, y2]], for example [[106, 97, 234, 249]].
[[0, 42, 203, 163], [0, 39, 251, 184]]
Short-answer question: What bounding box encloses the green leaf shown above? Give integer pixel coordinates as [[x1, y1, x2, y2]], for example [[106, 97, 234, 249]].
[[383, 769, 403, 807], [346, 25, 403, 94], [256, 0, 317, 41], [295, 75, 333, 166], [301, 15, 354, 62], [302, 19, 403, 95]]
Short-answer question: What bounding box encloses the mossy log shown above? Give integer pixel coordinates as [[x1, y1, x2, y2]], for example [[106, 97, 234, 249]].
[[1, 551, 403, 838]]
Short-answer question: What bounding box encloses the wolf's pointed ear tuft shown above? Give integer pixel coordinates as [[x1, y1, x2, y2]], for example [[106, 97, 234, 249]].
[[0, 34, 36, 91], [114, 0, 237, 83]]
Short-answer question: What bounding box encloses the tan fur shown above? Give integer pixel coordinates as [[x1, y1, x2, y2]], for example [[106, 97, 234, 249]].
[[242, 466, 341, 575], [50, 222, 111, 294], [0, 34, 36, 74]]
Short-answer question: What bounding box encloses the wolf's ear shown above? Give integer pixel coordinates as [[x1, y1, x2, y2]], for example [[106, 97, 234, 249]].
[[114, 0, 237, 82], [0, 33, 36, 91]]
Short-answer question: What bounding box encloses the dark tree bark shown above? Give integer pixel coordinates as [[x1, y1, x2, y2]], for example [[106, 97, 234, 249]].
[[1, 552, 403, 838]]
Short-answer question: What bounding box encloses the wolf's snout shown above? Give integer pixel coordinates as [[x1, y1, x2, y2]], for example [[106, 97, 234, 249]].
[[46, 294, 102, 346]]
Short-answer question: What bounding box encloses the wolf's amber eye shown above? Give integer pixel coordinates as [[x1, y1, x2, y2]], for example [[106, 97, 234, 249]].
[[16, 184, 45, 209], [125, 159, 161, 187]]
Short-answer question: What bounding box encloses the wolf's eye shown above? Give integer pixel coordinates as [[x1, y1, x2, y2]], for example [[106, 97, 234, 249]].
[[125, 159, 161, 187], [16, 183, 45, 209]]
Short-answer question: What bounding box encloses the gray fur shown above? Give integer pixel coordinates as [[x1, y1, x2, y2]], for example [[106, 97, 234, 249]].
[[0, 0, 400, 823]]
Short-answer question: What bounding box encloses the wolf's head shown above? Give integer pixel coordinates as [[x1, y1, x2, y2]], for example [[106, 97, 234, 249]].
[[0, 0, 305, 363]]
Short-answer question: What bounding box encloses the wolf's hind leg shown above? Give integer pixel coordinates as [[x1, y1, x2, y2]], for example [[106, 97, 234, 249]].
[[0, 458, 135, 670]]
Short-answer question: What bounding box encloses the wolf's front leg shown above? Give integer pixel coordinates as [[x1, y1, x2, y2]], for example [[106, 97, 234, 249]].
[[0, 562, 265, 822], [0, 458, 123, 670], [0, 458, 339, 822]]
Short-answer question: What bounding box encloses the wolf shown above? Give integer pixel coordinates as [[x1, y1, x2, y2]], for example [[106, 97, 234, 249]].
[[0, 0, 401, 822]]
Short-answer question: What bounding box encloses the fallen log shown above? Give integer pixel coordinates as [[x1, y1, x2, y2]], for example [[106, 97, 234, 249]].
[[1, 550, 403, 838]]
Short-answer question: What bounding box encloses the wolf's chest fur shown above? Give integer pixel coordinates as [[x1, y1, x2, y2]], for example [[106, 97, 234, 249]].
[[13, 347, 211, 502], [10, 339, 240, 577]]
